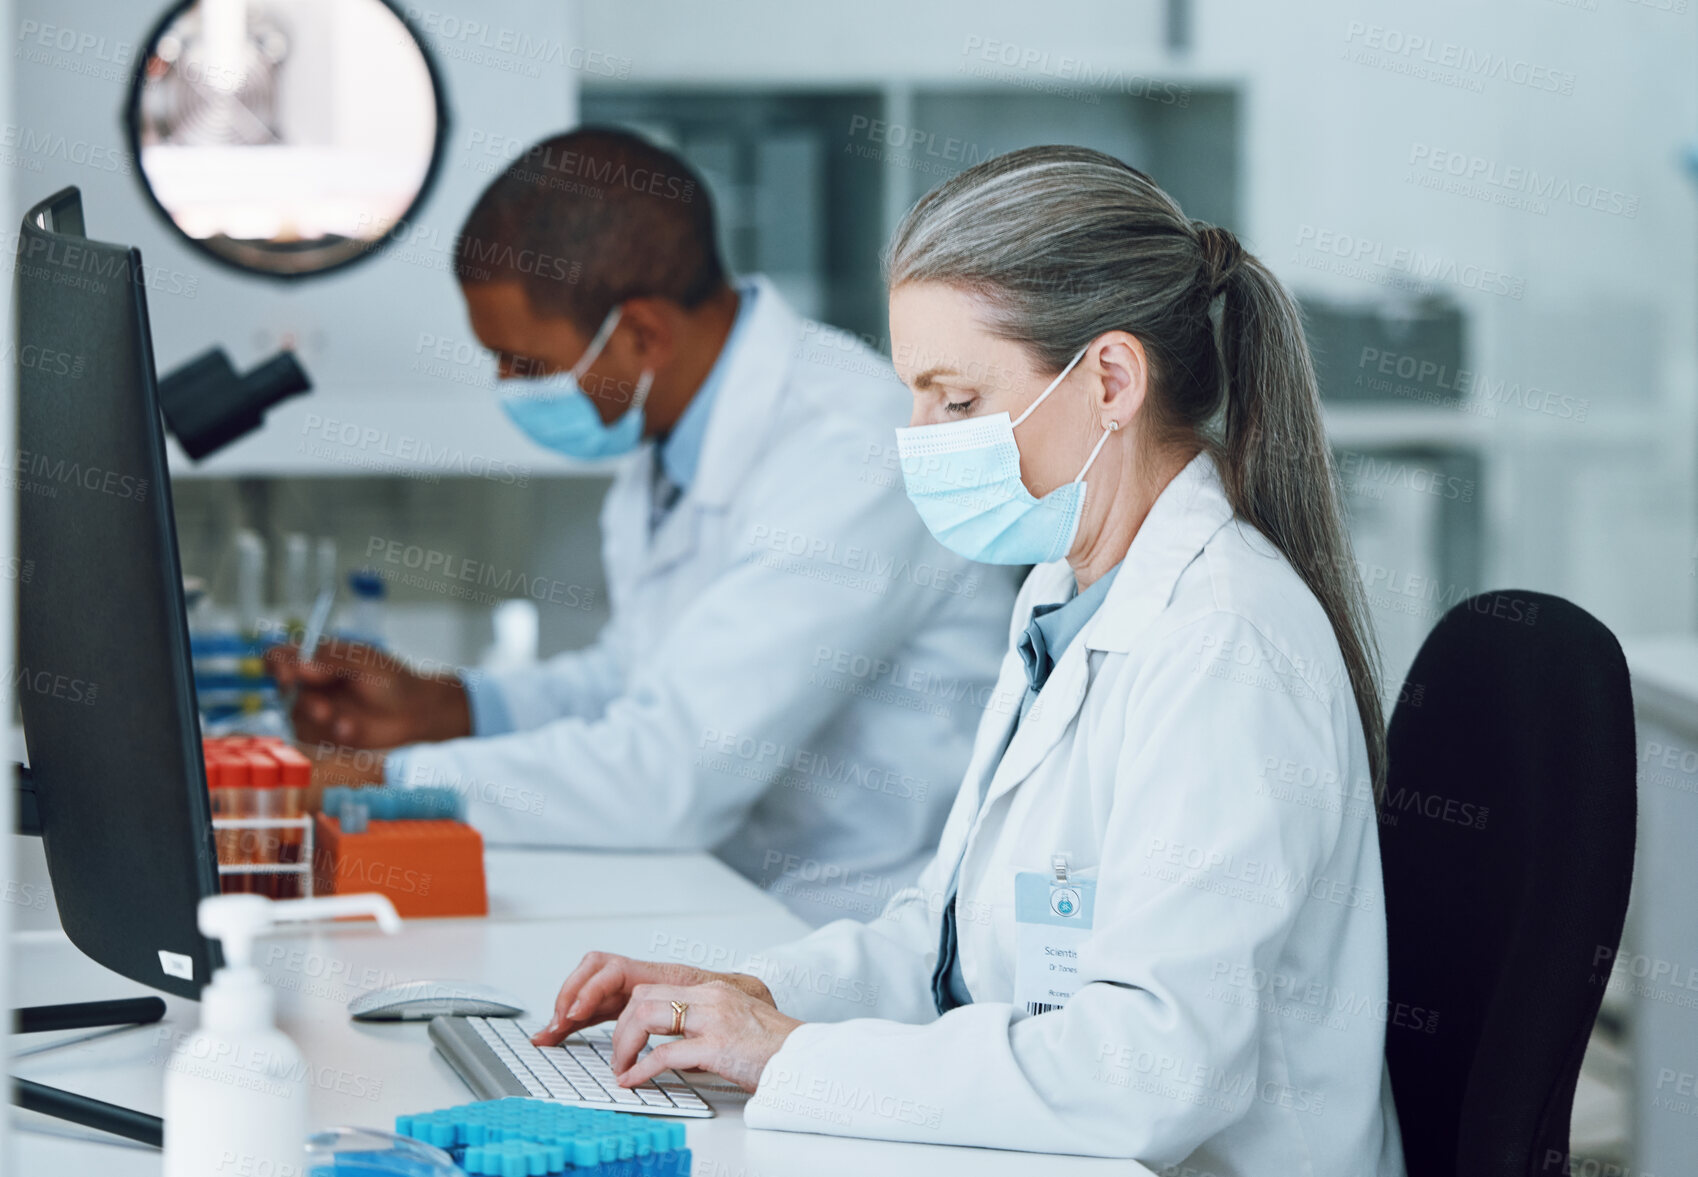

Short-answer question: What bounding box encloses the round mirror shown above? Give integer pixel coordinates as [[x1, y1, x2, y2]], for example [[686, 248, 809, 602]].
[[127, 0, 447, 279]]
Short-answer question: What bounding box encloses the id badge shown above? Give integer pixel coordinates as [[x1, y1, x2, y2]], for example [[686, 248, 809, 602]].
[[1012, 866, 1096, 1016]]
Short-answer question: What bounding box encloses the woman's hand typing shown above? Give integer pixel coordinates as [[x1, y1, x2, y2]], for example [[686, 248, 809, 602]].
[[531, 952, 801, 1093]]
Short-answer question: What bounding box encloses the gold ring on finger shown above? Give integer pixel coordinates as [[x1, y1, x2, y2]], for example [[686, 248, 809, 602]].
[[669, 1000, 688, 1036]]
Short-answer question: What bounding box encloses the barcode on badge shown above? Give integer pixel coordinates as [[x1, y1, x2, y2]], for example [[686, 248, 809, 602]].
[[1025, 1001, 1061, 1016]]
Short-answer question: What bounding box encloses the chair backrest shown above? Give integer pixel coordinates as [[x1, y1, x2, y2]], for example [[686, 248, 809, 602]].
[[1380, 591, 1635, 1177]]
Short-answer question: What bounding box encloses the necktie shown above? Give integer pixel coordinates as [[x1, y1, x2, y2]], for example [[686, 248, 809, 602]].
[[649, 462, 682, 533]]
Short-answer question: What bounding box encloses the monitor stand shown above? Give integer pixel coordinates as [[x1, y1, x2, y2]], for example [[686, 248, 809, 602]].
[[13, 999, 166, 1146], [12, 767, 166, 1147]]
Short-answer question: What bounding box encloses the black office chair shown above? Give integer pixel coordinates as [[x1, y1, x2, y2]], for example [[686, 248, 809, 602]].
[[1379, 590, 1636, 1177]]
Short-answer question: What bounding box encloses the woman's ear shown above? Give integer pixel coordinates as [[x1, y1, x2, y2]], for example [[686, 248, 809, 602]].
[[1091, 332, 1148, 429]]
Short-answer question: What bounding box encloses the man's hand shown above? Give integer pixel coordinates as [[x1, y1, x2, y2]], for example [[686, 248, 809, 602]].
[[265, 637, 471, 749], [532, 953, 793, 1094]]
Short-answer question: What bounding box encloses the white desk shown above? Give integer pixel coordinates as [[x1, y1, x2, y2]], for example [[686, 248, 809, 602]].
[[482, 844, 798, 923], [12, 847, 1148, 1177]]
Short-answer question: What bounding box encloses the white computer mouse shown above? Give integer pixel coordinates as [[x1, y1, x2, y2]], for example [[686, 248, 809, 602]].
[[348, 979, 526, 1022]]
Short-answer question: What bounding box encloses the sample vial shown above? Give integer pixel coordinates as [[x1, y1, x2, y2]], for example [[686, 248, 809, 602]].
[[220, 752, 254, 894], [271, 744, 312, 899], [204, 751, 240, 895], [243, 750, 281, 899]]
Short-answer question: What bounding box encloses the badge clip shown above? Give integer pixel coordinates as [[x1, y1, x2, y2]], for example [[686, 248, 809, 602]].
[[1046, 854, 1082, 919]]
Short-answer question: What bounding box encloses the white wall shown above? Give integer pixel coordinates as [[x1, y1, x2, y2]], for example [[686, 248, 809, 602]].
[[583, 0, 1171, 84]]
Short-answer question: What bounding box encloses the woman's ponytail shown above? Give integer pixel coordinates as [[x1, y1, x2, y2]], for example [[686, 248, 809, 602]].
[[1203, 223, 1387, 796]]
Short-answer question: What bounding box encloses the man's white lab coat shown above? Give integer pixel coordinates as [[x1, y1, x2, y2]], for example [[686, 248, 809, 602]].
[[391, 277, 1019, 925]]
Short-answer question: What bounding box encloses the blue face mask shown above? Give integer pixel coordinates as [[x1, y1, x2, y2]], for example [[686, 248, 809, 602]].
[[894, 346, 1115, 565], [499, 305, 655, 461]]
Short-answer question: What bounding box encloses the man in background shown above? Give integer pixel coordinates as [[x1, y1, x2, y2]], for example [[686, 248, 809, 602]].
[[270, 128, 1018, 924]]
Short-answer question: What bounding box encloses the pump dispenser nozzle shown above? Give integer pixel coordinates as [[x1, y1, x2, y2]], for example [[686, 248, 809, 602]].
[[195, 893, 402, 1035], [199, 892, 402, 969]]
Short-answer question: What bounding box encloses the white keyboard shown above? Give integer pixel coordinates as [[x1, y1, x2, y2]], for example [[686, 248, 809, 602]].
[[428, 1015, 714, 1118]]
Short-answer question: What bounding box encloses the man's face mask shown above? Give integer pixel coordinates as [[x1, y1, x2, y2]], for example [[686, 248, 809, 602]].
[[500, 305, 654, 461]]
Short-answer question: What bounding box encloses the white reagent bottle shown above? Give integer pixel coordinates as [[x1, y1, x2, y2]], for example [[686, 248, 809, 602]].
[[163, 892, 402, 1177]]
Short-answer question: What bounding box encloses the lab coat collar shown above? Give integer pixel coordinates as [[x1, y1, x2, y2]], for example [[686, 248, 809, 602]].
[[975, 452, 1236, 809], [682, 274, 800, 511], [1084, 450, 1236, 654], [658, 279, 764, 490], [623, 276, 800, 580]]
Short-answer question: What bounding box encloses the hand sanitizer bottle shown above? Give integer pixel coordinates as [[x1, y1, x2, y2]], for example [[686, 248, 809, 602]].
[[163, 892, 401, 1177]]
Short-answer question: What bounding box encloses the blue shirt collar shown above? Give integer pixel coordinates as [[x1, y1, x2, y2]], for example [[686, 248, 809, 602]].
[[658, 280, 758, 490], [1017, 562, 1123, 697]]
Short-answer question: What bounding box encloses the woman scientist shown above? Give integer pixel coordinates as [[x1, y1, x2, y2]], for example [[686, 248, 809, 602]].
[[532, 146, 1406, 1174]]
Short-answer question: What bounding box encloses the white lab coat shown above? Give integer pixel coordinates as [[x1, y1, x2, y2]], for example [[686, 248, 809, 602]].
[[741, 452, 1407, 1174], [390, 277, 1019, 925]]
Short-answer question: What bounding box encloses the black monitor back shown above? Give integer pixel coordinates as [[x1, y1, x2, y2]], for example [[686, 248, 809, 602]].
[[15, 187, 219, 997]]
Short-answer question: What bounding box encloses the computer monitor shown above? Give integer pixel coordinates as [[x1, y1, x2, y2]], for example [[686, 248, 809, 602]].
[[14, 186, 221, 999]]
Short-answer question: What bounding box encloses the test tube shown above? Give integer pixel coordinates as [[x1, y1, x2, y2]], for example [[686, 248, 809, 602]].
[[219, 750, 254, 893], [315, 537, 338, 602], [235, 529, 266, 638], [282, 533, 312, 631], [204, 749, 239, 894], [243, 750, 281, 898], [270, 743, 311, 899]]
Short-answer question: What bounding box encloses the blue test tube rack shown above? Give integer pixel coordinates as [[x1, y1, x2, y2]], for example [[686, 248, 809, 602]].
[[395, 1099, 691, 1177]]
